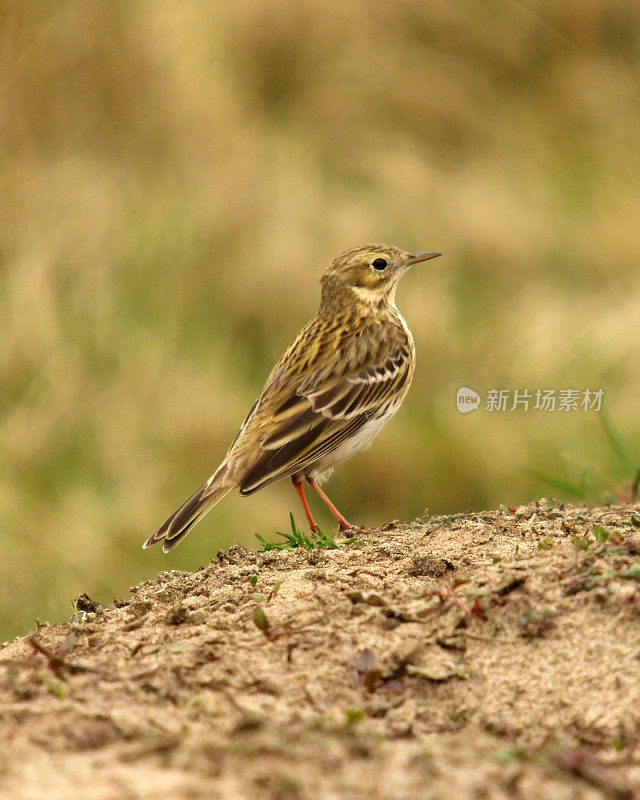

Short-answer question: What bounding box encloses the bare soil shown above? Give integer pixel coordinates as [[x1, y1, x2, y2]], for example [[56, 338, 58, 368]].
[[2, 503, 640, 800]]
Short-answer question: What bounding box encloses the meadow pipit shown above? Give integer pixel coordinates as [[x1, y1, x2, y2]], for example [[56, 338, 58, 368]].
[[144, 244, 440, 552]]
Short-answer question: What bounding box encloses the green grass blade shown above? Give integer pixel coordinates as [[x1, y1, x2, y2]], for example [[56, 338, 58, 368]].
[[599, 409, 631, 472], [255, 516, 350, 551], [632, 468, 640, 502], [528, 468, 587, 500]]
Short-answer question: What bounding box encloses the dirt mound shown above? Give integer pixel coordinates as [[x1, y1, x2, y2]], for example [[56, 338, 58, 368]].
[[2, 503, 640, 799]]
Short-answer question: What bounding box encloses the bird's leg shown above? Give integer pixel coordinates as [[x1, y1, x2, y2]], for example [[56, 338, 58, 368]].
[[292, 477, 317, 532], [306, 477, 352, 531]]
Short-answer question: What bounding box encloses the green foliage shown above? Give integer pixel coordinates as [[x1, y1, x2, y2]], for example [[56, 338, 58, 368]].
[[252, 605, 270, 633], [248, 574, 280, 635], [621, 567, 640, 580], [255, 514, 355, 551], [592, 526, 610, 542], [572, 536, 591, 551]]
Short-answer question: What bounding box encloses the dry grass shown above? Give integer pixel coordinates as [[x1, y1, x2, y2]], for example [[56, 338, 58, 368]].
[[0, 0, 639, 638]]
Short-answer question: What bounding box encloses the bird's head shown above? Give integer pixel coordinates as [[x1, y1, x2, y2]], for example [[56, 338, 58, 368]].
[[320, 244, 440, 309]]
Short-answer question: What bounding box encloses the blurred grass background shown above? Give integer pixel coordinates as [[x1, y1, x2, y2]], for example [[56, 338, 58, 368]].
[[1, 0, 639, 639]]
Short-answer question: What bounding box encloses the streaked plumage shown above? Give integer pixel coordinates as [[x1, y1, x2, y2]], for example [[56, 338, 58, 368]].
[[144, 243, 440, 552]]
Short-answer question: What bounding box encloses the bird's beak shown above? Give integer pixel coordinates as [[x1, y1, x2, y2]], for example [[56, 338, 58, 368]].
[[406, 252, 442, 266]]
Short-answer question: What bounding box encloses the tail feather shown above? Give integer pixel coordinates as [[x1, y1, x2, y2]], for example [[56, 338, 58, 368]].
[[144, 478, 232, 553]]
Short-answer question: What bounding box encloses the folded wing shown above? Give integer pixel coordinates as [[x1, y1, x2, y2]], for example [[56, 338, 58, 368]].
[[239, 332, 413, 494]]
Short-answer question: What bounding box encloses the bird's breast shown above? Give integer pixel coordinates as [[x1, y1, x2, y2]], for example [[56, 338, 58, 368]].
[[309, 393, 407, 480]]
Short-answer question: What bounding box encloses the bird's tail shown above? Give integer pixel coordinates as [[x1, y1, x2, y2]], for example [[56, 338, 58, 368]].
[[143, 470, 233, 553]]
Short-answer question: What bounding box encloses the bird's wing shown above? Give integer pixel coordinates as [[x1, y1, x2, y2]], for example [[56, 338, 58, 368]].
[[237, 325, 413, 494]]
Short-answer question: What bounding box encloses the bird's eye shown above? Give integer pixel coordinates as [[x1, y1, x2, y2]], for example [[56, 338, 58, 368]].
[[372, 258, 388, 270]]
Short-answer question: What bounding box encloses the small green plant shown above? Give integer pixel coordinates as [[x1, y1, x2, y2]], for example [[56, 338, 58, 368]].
[[343, 708, 365, 728], [248, 574, 281, 601], [572, 535, 591, 551], [40, 674, 67, 700], [252, 604, 270, 634], [593, 526, 610, 542], [249, 575, 282, 637], [537, 534, 554, 549], [255, 513, 356, 551], [621, 566, 640, 580]]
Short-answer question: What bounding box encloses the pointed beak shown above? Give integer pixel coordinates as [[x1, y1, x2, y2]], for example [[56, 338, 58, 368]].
[[406, 252, 442, 266]]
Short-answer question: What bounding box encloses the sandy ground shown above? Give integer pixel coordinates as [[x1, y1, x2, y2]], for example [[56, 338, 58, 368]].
[[2, 502, 640, 799]]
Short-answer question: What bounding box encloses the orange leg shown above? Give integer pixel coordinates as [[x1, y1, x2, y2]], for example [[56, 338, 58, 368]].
[[292, 477, 317, 532], [307, 477, 353, 531]]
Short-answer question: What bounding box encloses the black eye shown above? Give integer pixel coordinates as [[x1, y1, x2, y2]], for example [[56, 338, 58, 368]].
[[372, 258, 388, 270]]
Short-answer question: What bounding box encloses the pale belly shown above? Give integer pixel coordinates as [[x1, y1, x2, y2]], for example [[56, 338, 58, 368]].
[[308, 400, 403, 482]]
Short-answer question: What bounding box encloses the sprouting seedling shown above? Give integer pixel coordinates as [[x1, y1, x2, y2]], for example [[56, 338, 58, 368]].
[[248, 574, 281, 603], [250, 578, 281, 637], [252, 604, 270, 636], [250, 587, 270, 636]]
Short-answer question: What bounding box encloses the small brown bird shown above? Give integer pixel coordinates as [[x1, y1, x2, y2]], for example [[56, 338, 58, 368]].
[[144, 244, 440, 552]]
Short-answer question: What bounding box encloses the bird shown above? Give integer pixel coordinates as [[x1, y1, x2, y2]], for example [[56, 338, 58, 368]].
[[144, 243, 441, 553]]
